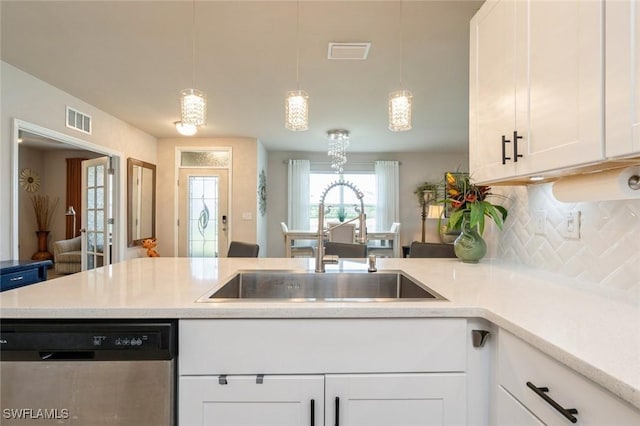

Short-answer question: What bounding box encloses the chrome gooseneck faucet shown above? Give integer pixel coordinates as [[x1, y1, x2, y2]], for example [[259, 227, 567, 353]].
[[315, 180, 367, 273]]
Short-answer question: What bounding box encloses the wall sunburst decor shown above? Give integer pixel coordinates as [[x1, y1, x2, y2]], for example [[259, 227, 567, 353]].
[[19, 168, 40, 192]]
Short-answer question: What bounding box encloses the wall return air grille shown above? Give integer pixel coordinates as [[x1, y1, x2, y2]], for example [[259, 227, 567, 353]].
[[66, 106, 92, 134]]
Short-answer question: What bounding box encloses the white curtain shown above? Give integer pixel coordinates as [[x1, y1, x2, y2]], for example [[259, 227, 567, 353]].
[[287, 159, 310, 230], [375, 160, 399, 231]]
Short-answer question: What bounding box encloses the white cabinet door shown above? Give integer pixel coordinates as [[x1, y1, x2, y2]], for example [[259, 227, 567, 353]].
[[470, 0, 518, 183], [325, 373, 466, 426], [522, 0, 603, 175], [496, 386, 544, 426], [606, 0, 640, 158], [179, 375, 324, 426], [470, 0, 604, 183]]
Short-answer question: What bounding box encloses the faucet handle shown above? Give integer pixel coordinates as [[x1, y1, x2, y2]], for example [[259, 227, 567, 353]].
[[368, 254, 377, 273]]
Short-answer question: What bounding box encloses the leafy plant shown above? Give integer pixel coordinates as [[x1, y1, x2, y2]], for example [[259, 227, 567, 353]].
[[30, 194, 60, 231], [414, 181, 440, 206], [444, 172, 507, 235]]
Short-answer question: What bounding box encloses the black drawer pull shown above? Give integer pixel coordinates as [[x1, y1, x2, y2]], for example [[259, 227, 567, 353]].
[[501, 135, 511, 164], [335, 396, 340, 426], [310, 399, 315, 426], [526, 381, 578, 423]]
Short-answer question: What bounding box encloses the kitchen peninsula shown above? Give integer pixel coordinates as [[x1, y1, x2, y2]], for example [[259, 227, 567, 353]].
[[1, 257, 639, 424]]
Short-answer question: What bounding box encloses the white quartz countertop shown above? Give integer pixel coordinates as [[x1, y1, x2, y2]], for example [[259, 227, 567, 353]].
[[1, 257, 639, 410]]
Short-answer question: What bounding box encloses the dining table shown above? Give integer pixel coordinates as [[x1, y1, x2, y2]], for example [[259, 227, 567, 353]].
[[284, 229, 400, 258]]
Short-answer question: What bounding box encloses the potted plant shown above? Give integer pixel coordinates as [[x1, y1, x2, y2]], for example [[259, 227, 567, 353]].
[[30, 194, 60, 261], [444, 172, 507, 263]]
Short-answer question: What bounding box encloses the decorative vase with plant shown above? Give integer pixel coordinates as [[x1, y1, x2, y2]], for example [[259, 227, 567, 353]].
[[444, 172, 507, 263], [30, 194, 60, 261]]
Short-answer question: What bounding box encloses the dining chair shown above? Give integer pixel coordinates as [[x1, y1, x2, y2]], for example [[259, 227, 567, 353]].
[[324, 242, 367, 258], [328, 222, 356, 243], [280, 222, 315, 257], [408, 241, 456, 258], [368, 222, 401, 257], [227, 241, 260, 257]]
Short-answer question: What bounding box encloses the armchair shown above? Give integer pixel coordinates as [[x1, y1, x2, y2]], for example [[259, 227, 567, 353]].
[[53, 236, 82, 274]]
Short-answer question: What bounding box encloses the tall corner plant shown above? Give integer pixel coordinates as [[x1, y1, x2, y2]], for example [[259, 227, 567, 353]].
[[444, 172, 508, 235]]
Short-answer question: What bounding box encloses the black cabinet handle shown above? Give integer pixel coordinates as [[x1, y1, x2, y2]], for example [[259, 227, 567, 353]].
[[501, 135, 511, 164], [335, 396, 340, 426], [526, 381, 578, 423], [513, 131, 523, 162], [310, 399, 315, 426]]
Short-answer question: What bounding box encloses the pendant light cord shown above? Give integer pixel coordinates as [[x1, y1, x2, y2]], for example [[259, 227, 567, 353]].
[[191, 0, 196, 87], [399, 0, 404, 88], [296, 0, 300, 90]]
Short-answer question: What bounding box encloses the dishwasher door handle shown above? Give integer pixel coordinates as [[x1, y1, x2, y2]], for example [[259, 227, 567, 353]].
[[39, 351, 95, 360]]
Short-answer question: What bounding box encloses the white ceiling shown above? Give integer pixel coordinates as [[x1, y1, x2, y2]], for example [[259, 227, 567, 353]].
[[1, 0, 483, 153]]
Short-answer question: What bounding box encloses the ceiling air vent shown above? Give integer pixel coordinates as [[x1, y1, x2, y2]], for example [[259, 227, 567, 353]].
[[328, 42, 371, 60], [66, 106, 92, 134]]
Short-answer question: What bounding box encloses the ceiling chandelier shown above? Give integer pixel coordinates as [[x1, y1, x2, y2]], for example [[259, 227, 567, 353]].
[[388, 1, 412, 132], [178, 0, 206, 134], [327, 129, 350, 174], [285, 0, 309, 131]]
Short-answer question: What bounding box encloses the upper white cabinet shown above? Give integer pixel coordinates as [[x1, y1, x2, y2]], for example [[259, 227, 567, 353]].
[[606, 0, 640, 158], [470, 0, 604, 184]]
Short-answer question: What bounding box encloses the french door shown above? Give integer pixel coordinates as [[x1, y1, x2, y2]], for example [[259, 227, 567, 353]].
[[178, 169, 229, 257], [81, 157, 111, 270]]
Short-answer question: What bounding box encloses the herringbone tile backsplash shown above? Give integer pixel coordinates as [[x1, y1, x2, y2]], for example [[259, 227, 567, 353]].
[[484, 183, 640, 298]]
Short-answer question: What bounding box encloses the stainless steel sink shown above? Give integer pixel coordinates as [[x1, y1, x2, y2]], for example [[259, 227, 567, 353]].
[[197, 270, 446, 301]]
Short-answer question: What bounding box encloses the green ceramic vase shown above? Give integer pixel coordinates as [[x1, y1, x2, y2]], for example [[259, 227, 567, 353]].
[[453, 212, 487, 263]]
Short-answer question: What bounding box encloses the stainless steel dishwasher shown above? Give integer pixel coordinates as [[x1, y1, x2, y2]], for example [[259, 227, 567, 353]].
[[0, 319, 177, 425]]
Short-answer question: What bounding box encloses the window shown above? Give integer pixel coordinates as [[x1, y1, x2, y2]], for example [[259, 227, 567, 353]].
[[309, 173, 377, 231]]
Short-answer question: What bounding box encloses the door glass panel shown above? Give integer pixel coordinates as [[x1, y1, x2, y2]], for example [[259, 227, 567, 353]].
[[96, 187, 104, 209], [88, 232, 96, 252], [88, 166, 95, 187], [96, 210, 104, 231], [88, 188, 95, 209], [188, 176, 219, 257]]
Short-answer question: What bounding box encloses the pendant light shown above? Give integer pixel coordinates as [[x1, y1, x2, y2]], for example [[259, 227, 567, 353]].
[[388, 1, 412, 132], [179, 0, 206, 132], [285, 0, 309, 131], [327, 129, 350, 174]]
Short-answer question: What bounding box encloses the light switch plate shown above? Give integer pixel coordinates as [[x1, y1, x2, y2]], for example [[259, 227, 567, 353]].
[[563, 211, 581, 240], [533, 210, 546, 235]]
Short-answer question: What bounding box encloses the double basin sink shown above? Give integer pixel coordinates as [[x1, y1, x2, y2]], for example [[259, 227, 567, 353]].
[[198, 270, 446, 302]]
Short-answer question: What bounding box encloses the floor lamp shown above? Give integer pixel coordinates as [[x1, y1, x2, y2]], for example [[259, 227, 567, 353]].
[[420, 190, 437, 242], [66, 206, 76, 238]]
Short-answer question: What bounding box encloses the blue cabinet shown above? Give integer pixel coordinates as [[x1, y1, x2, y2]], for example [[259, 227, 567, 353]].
[[0, 260, 52, 292]]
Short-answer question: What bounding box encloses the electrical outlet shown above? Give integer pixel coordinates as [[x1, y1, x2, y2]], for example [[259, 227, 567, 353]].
[[533, 210, 546, 235], [563, 211, 581, 240]]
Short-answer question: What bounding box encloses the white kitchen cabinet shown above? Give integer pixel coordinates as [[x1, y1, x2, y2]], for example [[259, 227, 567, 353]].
[[470, 0, 604, 184], [496, 386, 544, 426], [179, 319, 470, 425], [179, 375, 324, 426], [325, 373, 466, 426], [606, 0, 640, 158], [497, 330, 640, 425]]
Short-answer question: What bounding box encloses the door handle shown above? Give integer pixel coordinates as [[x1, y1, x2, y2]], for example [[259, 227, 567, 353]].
[[334, 396, 340, 426], [310, 399, 315, 426], [501, 135, 511, 164], [513, 131, 524, 162]]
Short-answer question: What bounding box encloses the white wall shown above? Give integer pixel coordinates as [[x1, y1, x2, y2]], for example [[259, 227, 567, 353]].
[[1, 61, 157, 261], [266, 150, 468, 257], [256, 140, 268, 256]]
